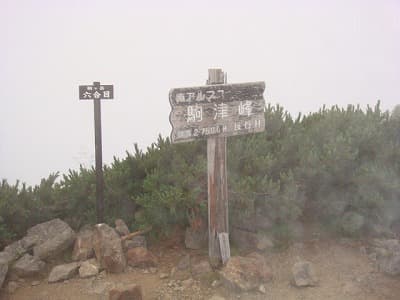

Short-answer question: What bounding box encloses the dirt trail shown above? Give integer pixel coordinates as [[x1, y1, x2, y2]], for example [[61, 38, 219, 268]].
[[1, 239, 400, 300]]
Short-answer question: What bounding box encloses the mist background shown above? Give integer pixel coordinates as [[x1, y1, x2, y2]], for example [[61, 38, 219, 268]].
[[1, 0, 399, 185]]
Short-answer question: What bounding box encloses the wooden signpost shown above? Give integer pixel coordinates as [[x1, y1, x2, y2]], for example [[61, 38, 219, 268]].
[[169, 69, 266, 267], [79, 82, 114, 223]]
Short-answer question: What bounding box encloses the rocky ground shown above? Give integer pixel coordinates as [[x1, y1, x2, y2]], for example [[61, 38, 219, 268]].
[[0, 219, 400, 299], [1, 239, 400, 299]]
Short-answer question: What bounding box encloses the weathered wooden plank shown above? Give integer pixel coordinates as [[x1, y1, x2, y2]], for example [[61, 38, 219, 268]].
[[170, 99, 265, 142], [207, 68, 229, 268], [218, 232, 230, 265], [169, 81, 265, 105], [169, 81, 265, 143]]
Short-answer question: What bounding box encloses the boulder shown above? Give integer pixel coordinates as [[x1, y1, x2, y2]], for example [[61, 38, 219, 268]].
[[0, 263, 8, 289], [93, 223, 126, 273], [184, 227, 207, 250], [126, 247, 157, 268], [0, 235, 37, 270], [370, 239, 400, 276], [79, 259, 99, 278], [72, 225, 95, 261], [378, 254, 400, 276], [219, 253, 272, 292], [114, 219, 130, 237], [109, 284, 143, 300], [27, 218, 76, 260], [12, 254, 46, 277], [3, 236, 36, 261], [291, 261, 318, 287], [48, 262, 80, 283], [123, 236, 147, 252]]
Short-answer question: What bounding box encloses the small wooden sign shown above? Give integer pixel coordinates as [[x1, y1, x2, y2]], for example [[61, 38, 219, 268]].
[[79, 82, 114, 100], [169, 81, 265, 143], [218, 232, 230, 265]]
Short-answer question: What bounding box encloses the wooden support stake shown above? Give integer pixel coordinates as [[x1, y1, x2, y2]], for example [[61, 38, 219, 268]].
[[207, 68, 230, 268]]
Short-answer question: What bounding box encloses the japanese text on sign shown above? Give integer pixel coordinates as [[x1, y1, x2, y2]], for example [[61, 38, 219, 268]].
[[79, 83, 114, 100]]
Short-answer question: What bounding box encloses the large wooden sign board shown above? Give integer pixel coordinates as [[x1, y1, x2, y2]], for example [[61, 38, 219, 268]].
[[169, 82, 265, 143], [169, 69, 266, 267]]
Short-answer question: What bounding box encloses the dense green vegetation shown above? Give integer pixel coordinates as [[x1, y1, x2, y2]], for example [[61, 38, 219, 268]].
[[2, 102, 400, 248]]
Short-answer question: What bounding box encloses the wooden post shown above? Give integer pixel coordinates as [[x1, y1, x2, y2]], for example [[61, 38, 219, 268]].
[[93, 82, 104, 223], [207, 69, 230, 267]]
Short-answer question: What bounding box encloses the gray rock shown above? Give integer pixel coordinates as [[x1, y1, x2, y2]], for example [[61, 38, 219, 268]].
[[93, 223, 126, 273], [379, 254, 400, 276], [114, 219, 130, 237], [79, 259, 99, 278], [12, 254, 45, 277], [292, 261, 318, 287], [31, 280, 41, 286], [48, 262, 80, 283], [370, 239, 400, 253], [109, 284, 143, 300], [3, 237, 35, 261], [185, 227, 207, 250], [258, 284, 266, 294], [369, 239, 400, 275], [72, 225, 95, 261], [123, 236, 147, 251], [0, 263, 8, 289], [27, 218, 76, 260], [219, 253, 272, 292], [126, 247, 157, 268], [0, 251, 14, 265]]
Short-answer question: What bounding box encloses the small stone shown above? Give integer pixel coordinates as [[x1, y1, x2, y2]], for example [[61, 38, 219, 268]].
[[79, 260, 99, 278], [109, 283, 143, 300], [48, 262, 80, 283], [159, 273, 169, 279], [258, 284, 266, 294], [292, 261, 318, 287], [31, 280, 41, 286], [211, 280, 221, 288]]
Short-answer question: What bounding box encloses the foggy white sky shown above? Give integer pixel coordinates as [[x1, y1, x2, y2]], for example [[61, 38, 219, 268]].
[[1, 0, 399, 186]]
